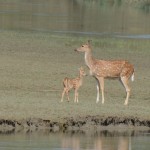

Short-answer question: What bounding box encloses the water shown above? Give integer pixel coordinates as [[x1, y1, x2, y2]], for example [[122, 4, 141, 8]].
[[0, 0, 150, 38], [0, 130, 150, 150]]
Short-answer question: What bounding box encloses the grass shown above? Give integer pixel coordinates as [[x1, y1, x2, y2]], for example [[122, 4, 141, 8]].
[[0, 30, 149, 121]]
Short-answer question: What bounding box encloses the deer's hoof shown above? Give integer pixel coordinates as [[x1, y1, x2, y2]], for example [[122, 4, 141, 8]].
[[124, 101, 128, 105]]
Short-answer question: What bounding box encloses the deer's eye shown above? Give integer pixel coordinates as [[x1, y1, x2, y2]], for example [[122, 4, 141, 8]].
[[82, 45, 84, 47]]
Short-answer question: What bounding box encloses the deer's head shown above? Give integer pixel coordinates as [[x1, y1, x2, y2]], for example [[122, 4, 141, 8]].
[[74, 40, 92, 53]]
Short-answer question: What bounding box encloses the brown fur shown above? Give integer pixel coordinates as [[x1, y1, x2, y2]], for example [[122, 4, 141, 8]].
[[61, 67, 86, 103], [74, 41, 134, 105]]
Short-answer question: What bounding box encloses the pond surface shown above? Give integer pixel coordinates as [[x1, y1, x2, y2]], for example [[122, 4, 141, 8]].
[[0, 130, 150, 150], [0, 0, 150, 38]]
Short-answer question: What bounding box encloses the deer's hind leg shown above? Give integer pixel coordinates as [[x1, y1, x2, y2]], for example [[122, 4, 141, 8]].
[[120, 77, 130, 105], [66, 89, 70, 102], [61, 88, 70, 102], [96, 77, 105, 104]]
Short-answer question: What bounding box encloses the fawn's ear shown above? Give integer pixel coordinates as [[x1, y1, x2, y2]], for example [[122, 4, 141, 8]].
[[78, 66, 83, 71]]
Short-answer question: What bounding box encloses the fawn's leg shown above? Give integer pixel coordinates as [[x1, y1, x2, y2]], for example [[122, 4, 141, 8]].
[[121, 77, 130, 105], [98, 77, 105, 104], [74, 90, 76, 103], [76, 90, 79, 103], [66, 90, 70, 102], [61, 88, 66, 102], [74, 89, 78, 103]]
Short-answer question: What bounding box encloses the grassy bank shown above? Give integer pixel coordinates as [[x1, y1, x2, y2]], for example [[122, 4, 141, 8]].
[[0, 30, 149, 122]]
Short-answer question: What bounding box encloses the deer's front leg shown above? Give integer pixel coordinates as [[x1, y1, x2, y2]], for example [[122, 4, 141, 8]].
[[95, 77, 100, 103], [96, 83, 100, 103], [98, 77, 105, 104]]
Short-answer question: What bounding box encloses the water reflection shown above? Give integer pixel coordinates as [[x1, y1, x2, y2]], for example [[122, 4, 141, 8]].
[[0, 0, 150, 37], [62, 134, 80, 150], [0, 129, 149, 150], [61, 130, 150, 150]]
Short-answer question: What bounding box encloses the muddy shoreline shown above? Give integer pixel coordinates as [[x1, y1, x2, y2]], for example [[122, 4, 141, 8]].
[[0, 116, 149, 133]]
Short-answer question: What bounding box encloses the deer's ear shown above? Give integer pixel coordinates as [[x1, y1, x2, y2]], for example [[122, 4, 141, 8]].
[[87, 40, 92, 48], [87, 40, 92, 45]]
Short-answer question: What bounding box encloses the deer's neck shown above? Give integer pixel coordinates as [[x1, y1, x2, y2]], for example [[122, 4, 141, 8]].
[[76, 75, 83, 86], [78, 74, 83, 80], [85, 50, 94, 69]]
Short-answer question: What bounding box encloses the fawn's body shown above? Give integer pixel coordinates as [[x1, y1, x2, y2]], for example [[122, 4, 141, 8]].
[[61, 67, 86, 103], [75, 41, 134, 105]]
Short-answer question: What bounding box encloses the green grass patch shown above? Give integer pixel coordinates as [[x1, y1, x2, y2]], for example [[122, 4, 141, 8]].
[[0, 30, 149, 121]]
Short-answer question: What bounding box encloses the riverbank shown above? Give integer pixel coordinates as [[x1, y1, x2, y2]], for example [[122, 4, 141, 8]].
[[0, 30, 149, 131], [0, 116, 150, 134]]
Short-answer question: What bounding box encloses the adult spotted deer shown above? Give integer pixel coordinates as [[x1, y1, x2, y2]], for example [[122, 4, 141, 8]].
[[74, 41, 134, 105], [61, 67, 86, 103]]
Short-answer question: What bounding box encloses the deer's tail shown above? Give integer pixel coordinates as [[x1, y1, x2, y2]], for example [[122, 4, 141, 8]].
[[131, 72, 135, 82]]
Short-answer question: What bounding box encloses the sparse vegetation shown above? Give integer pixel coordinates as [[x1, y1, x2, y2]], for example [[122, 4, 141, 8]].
[[0, 30, 149, 122]]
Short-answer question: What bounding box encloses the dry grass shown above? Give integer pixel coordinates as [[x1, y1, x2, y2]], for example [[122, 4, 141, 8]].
[[0, 30, 149, 121]]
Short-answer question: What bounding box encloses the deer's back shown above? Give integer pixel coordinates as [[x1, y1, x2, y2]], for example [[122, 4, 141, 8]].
[[63, 77, 81, 89], [92, 60, 134, 78]]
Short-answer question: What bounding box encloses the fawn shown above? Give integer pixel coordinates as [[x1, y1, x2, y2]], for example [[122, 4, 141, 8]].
[[74, 40, 134, 105], [61, 67, 86, 103]]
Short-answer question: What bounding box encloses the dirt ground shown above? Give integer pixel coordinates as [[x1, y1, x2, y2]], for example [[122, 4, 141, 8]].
[[0, 30, 149, 125]]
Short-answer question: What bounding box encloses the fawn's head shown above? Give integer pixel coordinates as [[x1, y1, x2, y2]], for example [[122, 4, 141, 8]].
[[79, 67, 86, 77], [74, 40, 92, 53]]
